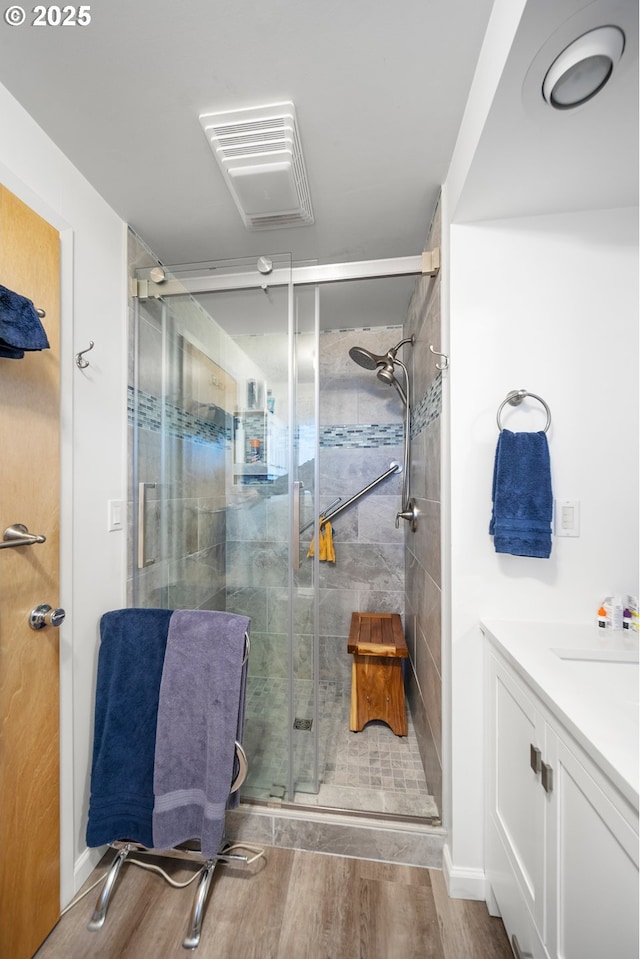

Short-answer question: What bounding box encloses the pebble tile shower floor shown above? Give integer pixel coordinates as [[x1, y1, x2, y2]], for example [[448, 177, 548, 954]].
[[241, 677, 438, 819]]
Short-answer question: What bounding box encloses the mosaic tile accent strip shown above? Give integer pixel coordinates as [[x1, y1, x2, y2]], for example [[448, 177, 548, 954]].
[[128, 385, 230, 444], [320, 423, 403, 449], [129, 378, 438, 450], [322, 324, 403, 336], [411, 370, 442, 437]]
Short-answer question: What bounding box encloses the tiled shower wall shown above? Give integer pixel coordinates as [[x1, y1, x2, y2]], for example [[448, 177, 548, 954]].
[[405, 199, 443, 811], [317, 327, 406, 689]]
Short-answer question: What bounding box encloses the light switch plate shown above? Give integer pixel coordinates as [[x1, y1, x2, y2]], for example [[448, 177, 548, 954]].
[[554, 499, 580, 537], [108, 499, 123, 532]]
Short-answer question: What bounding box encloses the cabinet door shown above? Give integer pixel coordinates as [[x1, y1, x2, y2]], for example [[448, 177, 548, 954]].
[[487, 653, 546, 932], [546, 733, 639, 959]]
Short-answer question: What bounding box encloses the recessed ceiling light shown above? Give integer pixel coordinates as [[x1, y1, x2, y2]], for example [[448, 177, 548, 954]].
[[542, 25, 625, 109]]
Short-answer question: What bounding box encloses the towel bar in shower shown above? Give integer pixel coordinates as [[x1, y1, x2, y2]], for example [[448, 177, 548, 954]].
[[496, 390, 551, 433], [299, 461, 402, 535]]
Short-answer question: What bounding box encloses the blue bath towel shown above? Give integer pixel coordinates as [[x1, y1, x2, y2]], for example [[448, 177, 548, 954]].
[[153, 610, 250, 857], [489, 429, 553, 558], [0, 284, 50, 359], [86, 608, 173, 848]]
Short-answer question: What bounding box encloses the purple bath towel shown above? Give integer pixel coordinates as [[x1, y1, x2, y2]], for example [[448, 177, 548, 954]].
[[152, 610, 250, 856]]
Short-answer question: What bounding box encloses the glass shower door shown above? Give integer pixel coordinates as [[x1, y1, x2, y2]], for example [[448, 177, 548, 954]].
[[129, 245, 320, 805], [289, 285, 320, 798]]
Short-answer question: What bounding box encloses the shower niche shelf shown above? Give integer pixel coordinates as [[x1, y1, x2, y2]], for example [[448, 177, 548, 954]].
[[233, 409, 287, 484]]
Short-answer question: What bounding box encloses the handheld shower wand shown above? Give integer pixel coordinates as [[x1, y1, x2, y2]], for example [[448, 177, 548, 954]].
[[348, 335, 417, 529]]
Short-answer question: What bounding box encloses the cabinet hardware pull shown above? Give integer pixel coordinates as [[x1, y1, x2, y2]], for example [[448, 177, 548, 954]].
[[530, 743, 542, 775], [541, 761, 554, 794], [512, 934, 534, 959]]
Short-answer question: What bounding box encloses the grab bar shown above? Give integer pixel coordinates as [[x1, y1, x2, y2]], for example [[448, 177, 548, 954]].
[[0, 523, 46, 549], [299, 461, 402, 535]]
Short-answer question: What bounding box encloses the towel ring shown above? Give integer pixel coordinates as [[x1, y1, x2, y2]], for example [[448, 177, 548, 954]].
[[496, 389, 551, 433]]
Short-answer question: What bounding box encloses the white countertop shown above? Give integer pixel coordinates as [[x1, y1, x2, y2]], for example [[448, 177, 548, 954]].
[[480, 619, 639, 812]]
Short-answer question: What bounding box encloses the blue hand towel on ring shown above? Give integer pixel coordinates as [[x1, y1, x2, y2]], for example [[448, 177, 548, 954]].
[[489, 429, 553, 558]]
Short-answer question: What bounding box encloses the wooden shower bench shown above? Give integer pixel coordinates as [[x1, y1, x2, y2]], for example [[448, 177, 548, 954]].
[[347, 612, 408, 736]]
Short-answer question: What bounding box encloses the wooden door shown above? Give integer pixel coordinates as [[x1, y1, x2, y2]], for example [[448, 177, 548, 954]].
[[0, 185, 61, 959]]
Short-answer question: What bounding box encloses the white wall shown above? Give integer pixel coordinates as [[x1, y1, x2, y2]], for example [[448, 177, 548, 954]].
[[446, 205, 639, 891], [0, 82, 128, 905]]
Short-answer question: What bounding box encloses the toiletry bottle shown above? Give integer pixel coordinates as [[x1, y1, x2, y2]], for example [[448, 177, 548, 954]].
[[597, 606, 608, 629], [623, 608, 632, 630], [234, 416, 245, 465], [604, 595, 623, 630]]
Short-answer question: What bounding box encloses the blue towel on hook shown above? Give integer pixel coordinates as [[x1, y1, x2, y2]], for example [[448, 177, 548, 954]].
[[489, 429, 553, 558], [86, 608, 173, 848], [0, 284, 50, 359]]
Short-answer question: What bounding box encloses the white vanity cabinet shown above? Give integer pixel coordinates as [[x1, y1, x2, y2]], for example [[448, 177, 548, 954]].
[[484, 639, 639, 959]]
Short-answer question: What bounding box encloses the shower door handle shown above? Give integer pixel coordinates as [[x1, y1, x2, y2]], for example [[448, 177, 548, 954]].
[[137, 482, 157, 569], [293, 481, 302, 571]]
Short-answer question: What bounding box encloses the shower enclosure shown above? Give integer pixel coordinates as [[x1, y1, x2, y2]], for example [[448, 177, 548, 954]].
[[129, 249, 321, 803], [128, 235, 439, 822]]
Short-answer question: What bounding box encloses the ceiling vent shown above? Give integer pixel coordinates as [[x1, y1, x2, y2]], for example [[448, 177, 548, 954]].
[[199, 101, 314, 231]]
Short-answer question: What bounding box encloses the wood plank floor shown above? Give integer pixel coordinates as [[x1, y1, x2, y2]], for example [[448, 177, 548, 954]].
[[34, 847, 513, 959]]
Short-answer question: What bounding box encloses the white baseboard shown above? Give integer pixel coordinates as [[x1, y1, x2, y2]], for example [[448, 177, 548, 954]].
[[442, 843, 488, 901], [73, 845, 105, 896]]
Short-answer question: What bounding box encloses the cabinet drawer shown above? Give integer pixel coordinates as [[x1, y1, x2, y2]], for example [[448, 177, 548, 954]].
[[486, 818, 549, 959]]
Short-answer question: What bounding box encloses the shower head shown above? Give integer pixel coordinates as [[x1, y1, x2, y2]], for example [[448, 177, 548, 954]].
[[349, 336, 414, 407], [348, 346, 388, 371], [349, 335, 414, 371], [376, 363, 397, 386]]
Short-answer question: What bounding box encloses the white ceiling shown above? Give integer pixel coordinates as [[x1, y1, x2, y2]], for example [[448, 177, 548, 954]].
[[0, 0, 495, 267], [0, 0, 636, 334], [454, 0, 638, 223]]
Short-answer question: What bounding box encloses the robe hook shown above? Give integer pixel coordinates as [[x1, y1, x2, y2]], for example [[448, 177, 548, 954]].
[[429, 345, 449, 371], [76, 340, 95, 369]]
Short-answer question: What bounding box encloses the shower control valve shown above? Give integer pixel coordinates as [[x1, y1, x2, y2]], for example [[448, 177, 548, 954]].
[[395, 500, 418, 532]]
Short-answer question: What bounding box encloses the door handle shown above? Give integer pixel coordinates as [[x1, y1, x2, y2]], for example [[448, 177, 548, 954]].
[[30, 604, 65, 630], [0, 523, 46, 549], [137, 482, 157, 569], [293, 481, 302, 571]]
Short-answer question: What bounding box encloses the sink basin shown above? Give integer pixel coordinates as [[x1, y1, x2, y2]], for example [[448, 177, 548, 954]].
[[550, 646, 639, 711], [552, 647, 639, 664]]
